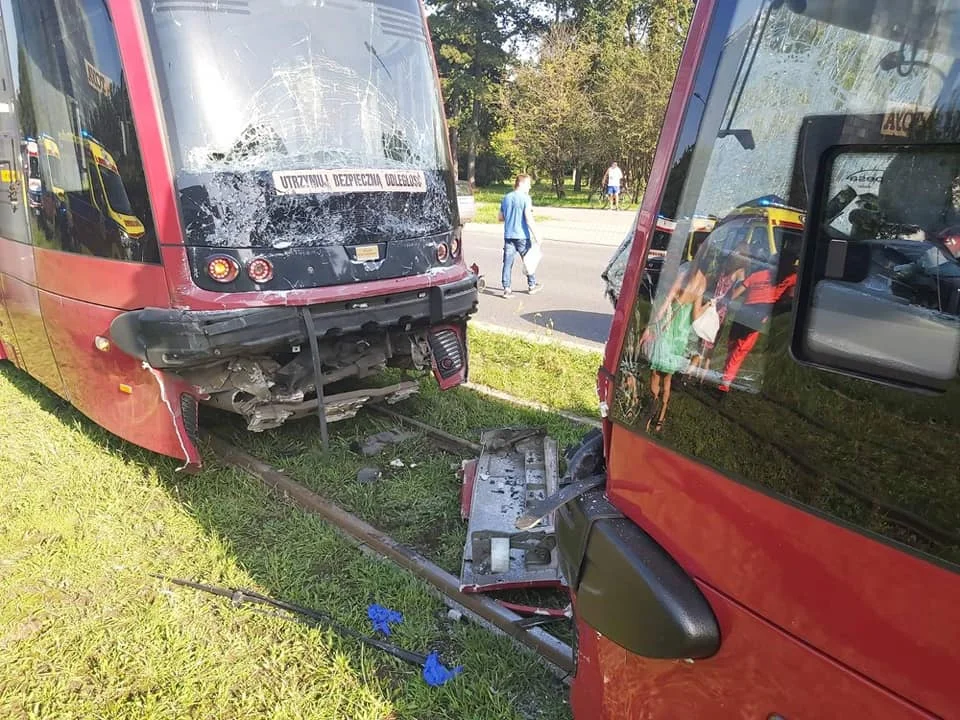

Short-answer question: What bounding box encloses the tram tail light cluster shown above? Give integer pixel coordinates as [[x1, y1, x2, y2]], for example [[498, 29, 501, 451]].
[[206, 255, 240, 283], [206, 255, 275, 284], [246, 257, 274, 283]]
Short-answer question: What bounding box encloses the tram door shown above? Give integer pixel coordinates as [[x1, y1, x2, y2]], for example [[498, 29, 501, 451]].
[[0, 11, 63, 395]]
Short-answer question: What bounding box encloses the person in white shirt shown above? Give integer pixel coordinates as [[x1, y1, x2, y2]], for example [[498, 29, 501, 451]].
[[602, 161, 624, 210]]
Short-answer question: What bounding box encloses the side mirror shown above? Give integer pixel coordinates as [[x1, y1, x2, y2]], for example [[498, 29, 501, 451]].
[[794, 148, 960, 391]]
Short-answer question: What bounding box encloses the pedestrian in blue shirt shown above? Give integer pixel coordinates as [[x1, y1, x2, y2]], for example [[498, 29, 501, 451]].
[[498, 174, 543, 297]]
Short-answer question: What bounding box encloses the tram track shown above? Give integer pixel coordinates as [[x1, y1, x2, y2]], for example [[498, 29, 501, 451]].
[[202, 413, 576, 680]]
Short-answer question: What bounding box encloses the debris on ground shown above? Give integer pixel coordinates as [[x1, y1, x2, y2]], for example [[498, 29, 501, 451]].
[[423, 652, 464, 687], [153, 576, 428, 666], [357, 467, 382, 484], [459, 428, 565, 593], [353, 429, 416, 457], [368, 604, 404, 636], [155, 576, 464, 688], [389, 458, 406, 469]]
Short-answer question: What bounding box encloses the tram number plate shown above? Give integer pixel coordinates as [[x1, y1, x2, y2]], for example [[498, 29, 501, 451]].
[[355, 245, 381, 262]]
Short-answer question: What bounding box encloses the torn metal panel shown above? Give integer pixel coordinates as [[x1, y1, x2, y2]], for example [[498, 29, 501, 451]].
[[460, 428, 566, 593], [206, 380, 418, 431]]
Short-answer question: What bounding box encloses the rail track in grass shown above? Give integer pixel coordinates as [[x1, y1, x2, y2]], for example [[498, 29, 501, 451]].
[[203, 405, 576, 680]]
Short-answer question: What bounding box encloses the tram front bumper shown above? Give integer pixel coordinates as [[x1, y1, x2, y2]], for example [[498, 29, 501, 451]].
[[109, 275, 478, 370]]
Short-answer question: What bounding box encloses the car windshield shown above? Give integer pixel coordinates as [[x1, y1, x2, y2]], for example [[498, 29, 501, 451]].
[[99, 166, 133, 216], [142, 0, 449, 176]]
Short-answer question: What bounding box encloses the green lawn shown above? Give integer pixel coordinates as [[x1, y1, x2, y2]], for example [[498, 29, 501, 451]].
[[467, 327, 602, 420], [473, 182, 639, 212], [0, 363, 575, 720], [470, 202, 550, 226]]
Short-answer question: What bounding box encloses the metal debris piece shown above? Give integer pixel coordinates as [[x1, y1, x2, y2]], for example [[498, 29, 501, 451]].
[[354, 428, 417, 457], [515, 474, 606, 531], [460, 428, 565, 592], [357, 467, 382, 484]]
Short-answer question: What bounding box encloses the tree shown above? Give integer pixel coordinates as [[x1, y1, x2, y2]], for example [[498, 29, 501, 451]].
[[428, 0, 543, 184], [583, 0, 693, 200], [506, 27, 598, 197]]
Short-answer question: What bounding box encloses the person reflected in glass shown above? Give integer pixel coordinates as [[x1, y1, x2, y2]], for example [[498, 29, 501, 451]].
[[687, 239, 751, 383], [717, 247, 800, 393], [640, 253, 711, 432]]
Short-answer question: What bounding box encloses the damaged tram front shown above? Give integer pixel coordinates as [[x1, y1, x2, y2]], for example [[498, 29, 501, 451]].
[[0, 0, 475, 467]]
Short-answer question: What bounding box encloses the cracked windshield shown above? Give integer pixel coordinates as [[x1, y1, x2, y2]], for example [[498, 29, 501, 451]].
[[144, 0, 447, 174]]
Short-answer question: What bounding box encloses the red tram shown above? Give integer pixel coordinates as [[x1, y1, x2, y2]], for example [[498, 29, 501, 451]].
[[0, 0, 475, 468], [558, 0, 960, 717]]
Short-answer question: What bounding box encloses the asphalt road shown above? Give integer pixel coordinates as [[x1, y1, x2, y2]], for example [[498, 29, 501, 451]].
[[462, 207, 635, 351]]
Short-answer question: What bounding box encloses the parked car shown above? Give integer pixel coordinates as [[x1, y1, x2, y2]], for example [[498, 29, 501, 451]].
[[456, 180, 475, 224]]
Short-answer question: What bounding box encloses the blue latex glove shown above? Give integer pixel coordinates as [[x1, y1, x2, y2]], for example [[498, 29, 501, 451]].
[[367, 604, 403, 636], [422, 652, 463, 687]]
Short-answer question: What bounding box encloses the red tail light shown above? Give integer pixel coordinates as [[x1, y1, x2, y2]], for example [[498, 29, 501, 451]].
[[206, 255, 240, 283], [247, 257, 274, 283], [437, 242, 449, 262]]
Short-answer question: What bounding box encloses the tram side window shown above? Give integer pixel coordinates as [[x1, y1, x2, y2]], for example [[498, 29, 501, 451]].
[[611, 0, 960, 569], [3, 0, 159, 263]]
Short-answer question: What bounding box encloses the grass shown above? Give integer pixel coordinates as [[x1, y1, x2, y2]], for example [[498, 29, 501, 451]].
[[467, 327, 602, 420], [220, 365, 592, 577], [473, 182, 639, 212], [470, 203, 550, 226], [0, 364, 575, 720]]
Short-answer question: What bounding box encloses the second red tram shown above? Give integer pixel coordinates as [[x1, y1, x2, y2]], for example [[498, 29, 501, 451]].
[[0, 0, 476, 467], [558, 0, 960, 717]]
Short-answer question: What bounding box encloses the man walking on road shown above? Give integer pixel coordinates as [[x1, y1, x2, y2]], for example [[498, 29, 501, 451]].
[[602, 161, 623, 210], [498, 174, 543, 298]]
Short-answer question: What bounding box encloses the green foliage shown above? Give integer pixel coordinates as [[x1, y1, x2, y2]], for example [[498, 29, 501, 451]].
[[427, 0, 545, 183], [503, 27, 598, 198], [428, 0, 694, 200]]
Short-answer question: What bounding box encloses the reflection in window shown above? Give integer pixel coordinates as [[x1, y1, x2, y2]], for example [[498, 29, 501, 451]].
[[805, 149, 960, 386], [5, 0, 158, 262], [611, 0, 960, 568]]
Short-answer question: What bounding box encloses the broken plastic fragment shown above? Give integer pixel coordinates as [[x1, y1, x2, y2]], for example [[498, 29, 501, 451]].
[[389, 458, 405, 468], [422, 652, 463, 687], [357, 467, 382, 484], [354, 429, 417, 457], [367, 604, 403, 636]]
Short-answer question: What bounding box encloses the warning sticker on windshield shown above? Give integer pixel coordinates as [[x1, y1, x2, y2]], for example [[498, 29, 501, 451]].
[[272, 169, 427, 195]]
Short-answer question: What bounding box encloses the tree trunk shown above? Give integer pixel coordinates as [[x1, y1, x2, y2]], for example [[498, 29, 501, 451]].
[[573, 166, 583, 191], [553, 169, 565, 199], [449, 127, 460, 180], [467, 99, 479, 187], [449, 96, 460, 180]]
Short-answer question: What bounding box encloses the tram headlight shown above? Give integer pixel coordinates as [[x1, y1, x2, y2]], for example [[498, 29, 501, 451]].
[[246, 257, 274, 283], [436, 242, 449, 262], [206, 254, 240, 283], [449, 236, 461, 258]]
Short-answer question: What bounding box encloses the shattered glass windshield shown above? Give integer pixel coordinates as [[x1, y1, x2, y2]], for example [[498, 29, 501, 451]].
[[142, 0, 448, 175]]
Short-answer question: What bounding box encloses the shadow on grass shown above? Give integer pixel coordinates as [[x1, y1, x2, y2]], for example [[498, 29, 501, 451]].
[[1, 362, 580, 719]]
